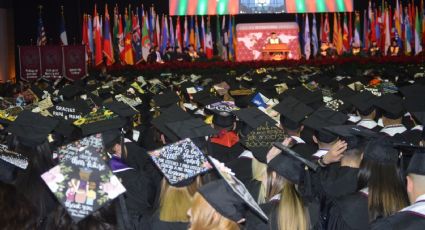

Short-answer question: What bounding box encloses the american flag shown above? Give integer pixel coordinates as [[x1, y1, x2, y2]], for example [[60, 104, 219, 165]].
[[37, 10, 47, 46]]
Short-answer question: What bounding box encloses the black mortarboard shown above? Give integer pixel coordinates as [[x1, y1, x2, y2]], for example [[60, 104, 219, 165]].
[[0, 144, 28, 169], [151, 105, 192, 141], [42, 134, 126, 223], [302, 107, 349, 143], [212, 111, 236, 128], [73, 108, 127, 136], [364, 136, 399, 164], [59, 84, 83, 100], [281, 86, 323, 106], [8, 110, 59, 145], [153, 91, 179, 108], [103, 101, 138, 118], [191, 91, 221, 107], [401, 145, 425, 175], [241, 121, 286, 163], [347, 91, 377, 115], [233, 107, 277, 129], [49, 100, 90, 121], [273, 96, 314, 130], [374, 94, 404, 119], [399, 85, 425, 99], [324, 125, 380, 150], [205, 101, 239, 114], [165, 118, 218, 142], [148, 138, 210, 186], [200, 157, 268, 222]]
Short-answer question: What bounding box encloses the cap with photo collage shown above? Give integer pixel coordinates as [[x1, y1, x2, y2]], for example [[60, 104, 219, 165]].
[[7, 110, 59, 146], [347, 91, 378, 115], [241, 121, 286, 163], [302, 107, 349, 143], [152, 91, 180, 108], [151, 105, 193, 142], [148, 138, 211, 187], [323, 125, 380, 150], [374, 94, 404, 119], [198, 157, 268, 222], [272, 95, 314, 130], [41, 133, 126, 223]]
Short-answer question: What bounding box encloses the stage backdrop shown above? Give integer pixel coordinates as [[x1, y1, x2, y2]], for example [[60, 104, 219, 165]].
[[236, 22, 300, 62]]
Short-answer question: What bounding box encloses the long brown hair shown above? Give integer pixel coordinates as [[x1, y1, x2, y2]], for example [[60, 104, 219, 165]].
[[358, 159, 409, 221], [159, 177, 201, 222], [189, 192, 240, 230], [266, 170, 309, 230]]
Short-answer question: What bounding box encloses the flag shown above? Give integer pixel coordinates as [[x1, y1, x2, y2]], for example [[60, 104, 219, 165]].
[[415, 7, 423, 55], [222, 16, 228, 61], [384, 6, 391, 55], [112, 6, 120, 62], [206, 16, 213, 58], [169, 16, 175, 48], [201, 16, 206, 49], [93, 5, 103, 66], [343, 13, 350, 52], [37, 8, 47, 46], [88, 15, 94, 62], [132, 9, 143, 64], [349, 12, 353, 45], [149, 6, 155, 46], [422, 0, 425, 46], [161, 15, 169, 54], [123, 7, 134, 65], [184, 16, 189, 47], [216, 16, 223, 58], [363, 10, 369, 49], [405, 8, 412, 54], [141, 9, 151, 61], [354, 11, 361, 46], [311, 14, 319, 56], [155, 15, 160, 47], [82, 14, 89, 58], [60, 7, 68, 45], [304, 14, 311, 60], [103, 4, 114, 66], [394, 0, 402, 38], [322, 13, 330, 43], [232, 16, 237, 59], [195, 17, 201, 51], [175, 16, 182, 48], [333, 13, 343, 55], [228, 15, 234, 61], [190, 16, 195, 46], [117, 15, 124, 63]]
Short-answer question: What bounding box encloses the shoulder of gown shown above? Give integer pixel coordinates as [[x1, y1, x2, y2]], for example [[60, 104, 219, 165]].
[[326, 192, 369, 230], [371, 211, 425, 230]]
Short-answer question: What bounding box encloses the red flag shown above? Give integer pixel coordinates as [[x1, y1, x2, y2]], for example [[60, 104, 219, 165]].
[[322, 13, 330, 43], [343, 13, 350, 52], [175, 16, 182, 48], [93, 5, 103, 66], [205, 16, 213, 58], [370, 10, 376, 42], [103, 4, 114, 66]]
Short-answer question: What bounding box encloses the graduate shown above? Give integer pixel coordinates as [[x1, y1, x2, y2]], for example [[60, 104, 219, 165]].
[[348, 92, 380, 132]]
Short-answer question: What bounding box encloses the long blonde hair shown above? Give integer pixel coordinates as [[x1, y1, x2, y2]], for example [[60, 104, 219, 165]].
[[189, 192, 240, 230], [159, 178, 201, 222], [267, 171, 309, 230], [252, 158, 267, 204]]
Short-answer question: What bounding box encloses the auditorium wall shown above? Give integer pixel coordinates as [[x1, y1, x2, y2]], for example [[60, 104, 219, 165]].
[[0, 8, 15, 83]]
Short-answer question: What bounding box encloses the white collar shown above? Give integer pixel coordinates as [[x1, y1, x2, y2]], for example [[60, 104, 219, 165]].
[[113, 167, 134, 173], [380, 125, 407, 136], [239, 150, 254, 159], [400, 194, 425, 217], [269, 194, 281, 202], [291, 136, 305, 144], [357, 119, 378, 129], [412, 125, 423, 131], [360, 187, 369, 196], [313, 149, 328, 158], [348, 115, 362, 123]]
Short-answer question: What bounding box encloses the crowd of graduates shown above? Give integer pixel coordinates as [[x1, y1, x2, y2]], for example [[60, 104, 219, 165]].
[[0, 61, 425, 230]]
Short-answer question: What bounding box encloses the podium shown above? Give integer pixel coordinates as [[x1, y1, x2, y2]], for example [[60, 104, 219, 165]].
[[262, 44, 290, 60]]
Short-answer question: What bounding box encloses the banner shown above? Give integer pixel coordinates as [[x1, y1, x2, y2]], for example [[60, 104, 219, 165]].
[[63, 45, 87, 81], [236, 22, 301, 61], [19, 46, 41, 81], [40, 45, 63, 80]]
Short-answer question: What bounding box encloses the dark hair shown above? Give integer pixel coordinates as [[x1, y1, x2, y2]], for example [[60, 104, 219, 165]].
[[313, 130, 337, 144], [357, 159, 409, 221]]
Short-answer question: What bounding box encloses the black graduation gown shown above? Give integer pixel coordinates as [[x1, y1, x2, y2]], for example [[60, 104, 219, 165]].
[[226, 156, 253, 185], [327, 192, 369, 230], [207, 141, 245, 163], [371, 211, 425, 230], [321, 166, 359, 199], [291, 142, 318, 159], [149, 211, 188, 230]]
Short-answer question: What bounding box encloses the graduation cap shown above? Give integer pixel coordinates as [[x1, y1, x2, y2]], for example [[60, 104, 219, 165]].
[[0, 144, 28, 169], [399, 84, 425, 99], [347, 91, 378, 115], [213, 81, 231, 96], [241, 121, 286, 163], [165, 118, 218, 142], [152, 91, 179, 108], [205, 101, 239, 114], [148, 138, 210, 186], [7, 110, 59, 146], [103, 101, 138, 118], [282, 86, 324, 107], [302, 107, 349, 143], [42, 134, 126, 223], [191, 91, 221, 107], [272, 96, 314, 130], [50, 100, 91, 121], [151, 105, 192, 142], [374, 94, 404, 119], [324, 125, 380, 150], [364, 136, 399, 164], [199, 156, 268, 222], [396, 145, 425, 175], [233, 107, 277, 129], [59, 84, 84, 100], [73, 108, 126, 136]]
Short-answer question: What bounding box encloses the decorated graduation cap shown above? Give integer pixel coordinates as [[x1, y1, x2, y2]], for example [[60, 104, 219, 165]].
[[272, 96, 314, 130], [148, 138, 210, 187], [364, 135, 399, 164], [152, 91, 180, 108], [302, 107, 349, 143], [191, 91, 221, 107], [7, 110, 59, 146], [199, 157, 268, 222], [0, 144, 28, 169], [42, 134, 126, 223], [324, 125, 380, 150], [374, 94, 404, 119], [241, 121, 286, 163], [103, 101, 138, 118], [165, 118, 218, 142], [347, 91, 378, 115], [151, 105, 192, 142], [233, 107, 277, 129], [205, 101, 239, 114], [73, 108, 126, 136], [50, 100, 91, 121]]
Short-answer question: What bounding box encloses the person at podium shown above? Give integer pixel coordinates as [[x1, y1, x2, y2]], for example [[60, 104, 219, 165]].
[[267, 32, 281, 45]]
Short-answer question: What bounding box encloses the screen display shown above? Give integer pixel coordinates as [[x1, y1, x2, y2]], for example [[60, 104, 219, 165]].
[[169, 0, 353, 15]]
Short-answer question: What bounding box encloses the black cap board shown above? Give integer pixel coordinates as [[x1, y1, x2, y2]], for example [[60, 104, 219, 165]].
[[49, 100, 91, 121], [364, 136, 399, 164], [0, 144, 28, 169], [374, 94, 404, 119], [153, 91, 179, 108], [151, 105, 192, 142], [42, 134, 126, 223], [273, 96, 314, 129], [233, 107, 277, 129], [148, 138, 210, 186], [103, 101, 138, 118], [73, 108, 127, 136], [165, 118, 218, 142], [347, 91, 377, 115], [200, 156, 268, 222], [323, 125, 380, 150]]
